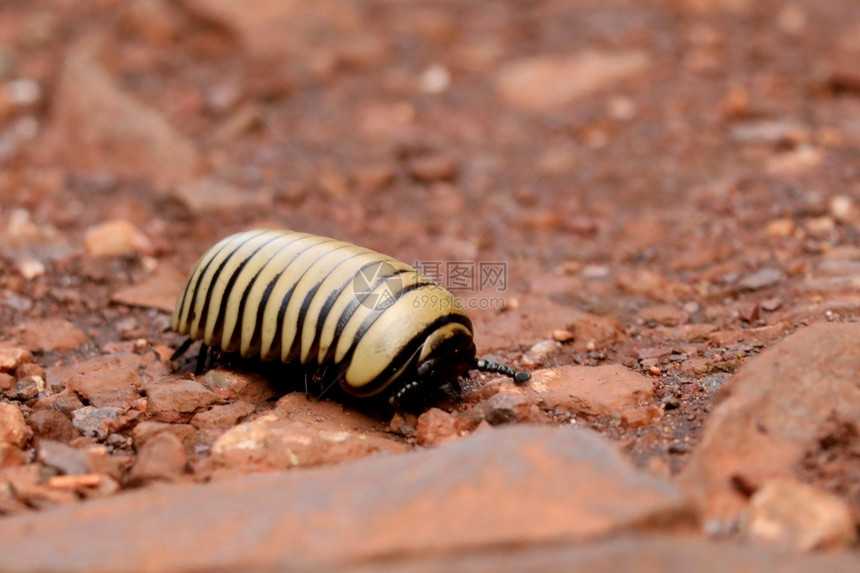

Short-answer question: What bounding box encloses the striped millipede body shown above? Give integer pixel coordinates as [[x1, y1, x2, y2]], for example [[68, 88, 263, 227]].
[[171, 229, 529, 407]]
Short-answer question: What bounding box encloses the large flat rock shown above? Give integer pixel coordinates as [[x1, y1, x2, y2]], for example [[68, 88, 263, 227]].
[[0, 425, 692, 571], [679, 322, 860, 522], [340, 533, 860, 573]]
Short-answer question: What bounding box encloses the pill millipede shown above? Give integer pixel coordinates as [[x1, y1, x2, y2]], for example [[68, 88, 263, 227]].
[[170, 229, 530, 408]]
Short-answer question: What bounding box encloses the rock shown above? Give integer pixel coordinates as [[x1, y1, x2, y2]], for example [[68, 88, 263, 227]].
[[122, 0, 186, 44], [171, 177, 266, 214], [13, 318, 88, 352], [190, 401, 255, 429], [32, 389, 85, 415], [736, 267, 785, 291], [46, 38, 200, 188], [3, 374, 44, 400], [468, 294, 587, 351], [132, 421, 197, 452], [566, 313, 627, 352], [37, 440, 91, 475], [552, 329, 574, 343], [0, 426, 694, 571], [530, 365, 655, 419], [83, 220, 154, 258], [0, 344, 32, 372], [741, 478, 856, 551], [616, 269, 693, 302], [210, 414, 406, 471], [210, 103, 262, 143], [0, 403, 30, 447], [200, 369, 277, 403], [0, 373, 13, 393], [415, 408, 460, 446], [638, 305, 689, 327], [407, 154, 458, 182], [520, 339, 560, 368], [128, 432, 187, 485], [678, 323, 860, 524], [26, 410, 77, 444], [829, 195, 860, 224], [353, 163, 396, 192], [110, 264, 187, 312], [496, 51, 650, 112], [765, 145, 822, 176], [344, 533, 860, 572], [67, 366, 142, 410], [0, 464, 79, 510], [144, 378, 220, 423], [71, 406, 124, 439], [728, 119, 810, 146], [183, 0, 361, 64], [0, 442, 27, 468], [620, 406, 663, 429], [466, 390, 545, 426], [48, 353, 169, 394]]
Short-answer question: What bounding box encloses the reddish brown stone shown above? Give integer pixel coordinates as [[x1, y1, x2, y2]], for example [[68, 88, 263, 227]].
[[128, 432, 187, 485], [0, 345, 32, 372], [465, 390, 546, 426], [67, 368, 142, 410], [145, 378, 220, 423], [37, 440, 91, 475], [407, 154, 458, 182], [190, 401, 255, 429], [530, 365, 655, 419], [31, 390, 85, 415], [620, 406, 663, 429], [210, 414, 407, 472], [415, 408, 460, 446], [26, 410, 77, 444], [0, 403, 30, 447], [0, 426, 694, 571], [679, 323, 860, 524], [132, 421, 197, 452], [741, 478, 856, 550], [13, 318, 88, 352], [110, 264, 188, 312], [200, 369, 276, 403], [567, 314, 627, 352]]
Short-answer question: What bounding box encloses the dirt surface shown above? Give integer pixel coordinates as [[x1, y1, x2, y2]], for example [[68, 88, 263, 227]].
[[1, 0, 860, 569]]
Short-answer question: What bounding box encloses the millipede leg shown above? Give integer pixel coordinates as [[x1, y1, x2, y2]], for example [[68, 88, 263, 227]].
[[169, 337, 194, 362], [195, 344, 209, 375], [389, 380, 424, 408], [474, 358, 531, 384]]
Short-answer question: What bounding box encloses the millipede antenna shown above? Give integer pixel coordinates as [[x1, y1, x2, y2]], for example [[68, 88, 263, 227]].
[[474, 358, 531, 384]]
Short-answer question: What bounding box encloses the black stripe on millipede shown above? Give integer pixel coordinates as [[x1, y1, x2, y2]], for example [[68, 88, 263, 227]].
[[301, 251, 378, 362], [178, 234, 238, 326], [261, 238, 339, 360], [210, 233, 284, 348], [323, 265, 411, 364], [231, 233, 307, 353], [185, 230, 267, 328], [339, 280, 440, 369], [197, 231, 273, 340], [290, 244, 356, 362]]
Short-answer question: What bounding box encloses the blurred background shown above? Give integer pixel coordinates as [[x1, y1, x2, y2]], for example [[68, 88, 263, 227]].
[[1, 0, 860, 363], [0, 0, 859, 530]]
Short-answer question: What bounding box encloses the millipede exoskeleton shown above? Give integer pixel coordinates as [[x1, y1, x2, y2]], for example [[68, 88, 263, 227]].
[[170, 229, 529, 408]]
